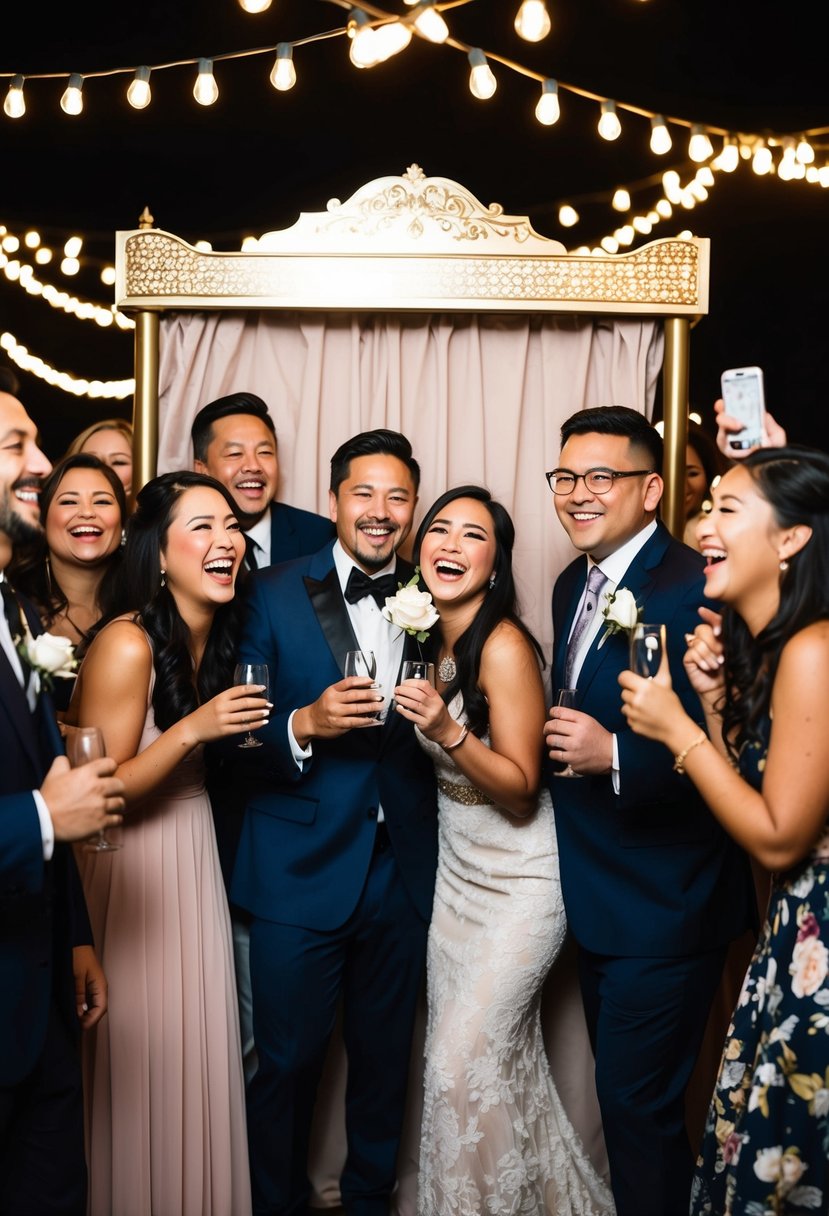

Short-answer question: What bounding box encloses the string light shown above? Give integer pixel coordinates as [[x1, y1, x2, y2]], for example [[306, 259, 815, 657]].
[[597, 100, 621, 141], [100, 266, 116, 286], [193, 59, 218, 106], [514, 1, 551, 42], [64, 236, 83, 258], [535, 78, 560, 126], [752, 142, 773, 174], [558, 204, 579, 227], [238, 0, 272, 10], [0, 331, 134, 399], [715, 137, 740, 173], [4, 75, 25, 119], [270, 44, 296, 91], [688, 123, 713, 162], [411, 1, 449, 43], [60, 257, 80, 276], [348, 11, 380, 70], [60, 74, 84, 116], [372, 20, 412, 62], [35, 247, 53, 265], [24, 231, 40, 249], [467, 49, 496, 100], [612, 188, 631, 211], [796, 137, 815, 164], [649, 115, 671, 155], [127, 66, 152, 109], [655, 198, 673, 218]]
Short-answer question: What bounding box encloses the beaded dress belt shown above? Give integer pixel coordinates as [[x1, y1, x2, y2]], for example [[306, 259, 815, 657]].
[[437, 777, 493, 807]]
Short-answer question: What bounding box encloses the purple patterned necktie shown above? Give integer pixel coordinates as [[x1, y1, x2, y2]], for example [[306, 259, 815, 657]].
[[564, 565, 608, 686]]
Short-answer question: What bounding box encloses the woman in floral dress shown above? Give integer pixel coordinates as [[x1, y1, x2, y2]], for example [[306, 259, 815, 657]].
[[619, 446, 829, 1214]]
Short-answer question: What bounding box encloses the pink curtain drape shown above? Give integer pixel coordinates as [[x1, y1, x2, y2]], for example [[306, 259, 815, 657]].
[[158, 307, 665, 1206]]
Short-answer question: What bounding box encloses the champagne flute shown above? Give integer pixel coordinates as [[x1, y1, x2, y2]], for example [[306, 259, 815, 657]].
[[233, 663, 270, 749], [629, 624, 666, 679], [344, 650, 383, 721], [66, 725, 121, 853], [551, 687, 581, 778]]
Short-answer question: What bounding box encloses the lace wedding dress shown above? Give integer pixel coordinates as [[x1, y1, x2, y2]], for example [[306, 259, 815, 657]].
[[415, 699, 614, 1216]]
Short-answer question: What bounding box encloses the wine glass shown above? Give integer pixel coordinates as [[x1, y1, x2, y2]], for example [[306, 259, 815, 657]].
[[629, 624, 666, 679], [551, 687, 582, 778], [66, 725, 121, 853], [344, 650, 383, 721], [233, 663, 270, 749]]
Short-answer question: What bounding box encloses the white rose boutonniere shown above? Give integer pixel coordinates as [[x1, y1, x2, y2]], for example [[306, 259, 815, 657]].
[[597, 586, 641, 649], [18, 622, 77, 695], [381, 567, 439, 644]]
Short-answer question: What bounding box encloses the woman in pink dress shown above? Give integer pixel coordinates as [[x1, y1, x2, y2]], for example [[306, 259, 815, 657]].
[[73, 471, 268, 1216]]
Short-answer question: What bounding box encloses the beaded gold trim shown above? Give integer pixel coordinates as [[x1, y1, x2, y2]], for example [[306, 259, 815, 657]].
[[437, 777, 493, 806]]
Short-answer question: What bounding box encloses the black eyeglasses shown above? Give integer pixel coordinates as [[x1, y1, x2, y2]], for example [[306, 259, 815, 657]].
[[545, 467, 655, 495]]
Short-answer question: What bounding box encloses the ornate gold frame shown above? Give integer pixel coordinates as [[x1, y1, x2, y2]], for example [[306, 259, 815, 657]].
[[115, 165, 709, 534]]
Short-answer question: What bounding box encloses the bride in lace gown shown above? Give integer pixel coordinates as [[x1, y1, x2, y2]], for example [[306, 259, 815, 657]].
[[394, 487, 614, 1216]]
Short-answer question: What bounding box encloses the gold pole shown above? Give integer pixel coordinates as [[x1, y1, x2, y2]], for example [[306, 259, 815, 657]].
[[132, 310, 159, 492], [661, 316, 690, 539]]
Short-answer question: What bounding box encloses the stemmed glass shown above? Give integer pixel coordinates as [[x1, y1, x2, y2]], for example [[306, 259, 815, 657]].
[[66, 725, 121, 853], [400, 660, 435, 687], [629, 624, 666, 679], [344, 650, 383, 721], [233, 663, 270, 749], [551, 687, 581, 778]]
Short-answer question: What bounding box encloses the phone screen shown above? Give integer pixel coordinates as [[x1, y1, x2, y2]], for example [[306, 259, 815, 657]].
[[722, 369, 765, 449]]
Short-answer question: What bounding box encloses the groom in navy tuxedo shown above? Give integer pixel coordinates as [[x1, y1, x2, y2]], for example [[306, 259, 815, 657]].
[[231, 429, 438, 1216], [544, 406, 755, 1216], [0, 375, 125, 1214]]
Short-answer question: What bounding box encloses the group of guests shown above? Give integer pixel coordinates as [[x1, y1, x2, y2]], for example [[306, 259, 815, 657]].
[[1, 371, 827, 1216]]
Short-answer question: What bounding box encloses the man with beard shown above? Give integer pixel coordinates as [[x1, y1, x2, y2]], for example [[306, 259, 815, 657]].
[[231, 429, 439, 1216], [0, 370, 125, 1215]]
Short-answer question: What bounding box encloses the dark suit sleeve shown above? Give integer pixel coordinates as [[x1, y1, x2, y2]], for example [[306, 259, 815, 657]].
[[0, 792, 45, 895]]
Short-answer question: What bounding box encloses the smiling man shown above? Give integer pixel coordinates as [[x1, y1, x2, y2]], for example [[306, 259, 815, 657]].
[[543, 405, 756, 1216], [231, 428, 438, 1216]]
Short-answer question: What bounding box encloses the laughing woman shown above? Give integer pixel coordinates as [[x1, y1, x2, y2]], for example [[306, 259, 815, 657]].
[[394, 485, 613, 1216], [72, 472, 267, 1216], [619, 447, 829, 1215]]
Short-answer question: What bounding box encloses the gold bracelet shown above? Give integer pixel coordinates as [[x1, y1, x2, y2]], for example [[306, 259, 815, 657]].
[[443, 724, 469, 751], [673, 730, 707, 774]]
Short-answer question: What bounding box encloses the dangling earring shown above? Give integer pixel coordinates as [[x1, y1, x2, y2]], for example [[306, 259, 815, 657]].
[[45, 553, 53, 595], [488, 572, 496, 590], [160, 570, 166, 588], [120, 527, 126, 547], [779, 559, 789, 573]]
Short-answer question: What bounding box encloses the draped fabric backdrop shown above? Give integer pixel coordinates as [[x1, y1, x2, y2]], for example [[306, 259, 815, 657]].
[[158, 309, 664, 1207]]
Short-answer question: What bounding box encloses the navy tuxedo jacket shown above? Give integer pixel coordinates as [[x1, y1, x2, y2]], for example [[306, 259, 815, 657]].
[[231, 542, 439, 932], [267, 501, 335, 568], [548, 522, 756, 957], [0, 595, 92, 1086]]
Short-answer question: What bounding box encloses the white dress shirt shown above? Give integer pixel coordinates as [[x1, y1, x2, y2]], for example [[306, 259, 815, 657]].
[[245, 511, 272, 569]]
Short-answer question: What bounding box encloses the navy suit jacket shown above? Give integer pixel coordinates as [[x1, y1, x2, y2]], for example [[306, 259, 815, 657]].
[[0, 594, 92, 1087], [230, 542, 439, 932], [547, 522, 756, 957], [267, 501, 335, 567]]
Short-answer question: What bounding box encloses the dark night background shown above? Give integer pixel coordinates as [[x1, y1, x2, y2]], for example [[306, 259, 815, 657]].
[[2, 0, 827, 459]]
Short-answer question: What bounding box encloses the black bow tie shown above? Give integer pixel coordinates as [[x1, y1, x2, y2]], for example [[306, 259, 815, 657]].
[[344, 567, 397, 609]]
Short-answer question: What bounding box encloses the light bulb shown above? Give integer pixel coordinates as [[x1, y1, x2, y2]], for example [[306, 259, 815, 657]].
[[655, 199, 673, 218], [632, 215, 653, 234], [127, 65, 151, 110], [718, 137, 740, 173], [598, 100, 621, 141], [752, 143, 772, 175], [193, 59, 218, 105], [514, 0, 551, 41], [1, 235, 19, 253], [64, 236, 83, 258], [615, 225, 635, 246], [35, 247, 52, 264], [796, 138, 815, 164], [60, 257, 80, 276], [600, 235, 620, 254], [24, 230, 40, 249], [819, 166, 829, 188], [806, 166, 819, 182], [4, 75, 25, 119], [193, 240, 213, 252], [558, 204, 579, 227], [679, 190, 696, 209], [60, 74, 84, 116], [270, 44, 296, 90], [688, 123, 713, 162], [662, 169, 681, 203], [535, 78, 559, 125], [695, 166, 715, 187], [241, 237, 259, 251], [612, 188, 631, 211], [778, 139, 797, 181], [467, 49, 496, 100], [688, 181, 708, 202], [238, 0, 272, 10], [412, 2, 449, 43], [349, 11, 380, 69], [100, 266, 117, 286], [373, 21, 412, 62], [649, 114, 671, 155]]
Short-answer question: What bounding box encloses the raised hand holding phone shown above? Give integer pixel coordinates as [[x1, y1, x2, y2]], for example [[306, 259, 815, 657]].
[[720, 366, 766, 451]]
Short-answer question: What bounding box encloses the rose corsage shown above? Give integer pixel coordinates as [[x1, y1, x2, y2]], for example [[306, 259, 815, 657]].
[[382, 567, 439, 644], [597, 586, 641, 649]]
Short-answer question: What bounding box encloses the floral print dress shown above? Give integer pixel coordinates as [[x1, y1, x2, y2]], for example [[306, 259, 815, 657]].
[[690, 724, 829, 1215]]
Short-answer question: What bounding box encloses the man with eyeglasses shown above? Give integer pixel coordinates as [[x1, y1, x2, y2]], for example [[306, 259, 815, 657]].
[[543, 406, 755, 1216]]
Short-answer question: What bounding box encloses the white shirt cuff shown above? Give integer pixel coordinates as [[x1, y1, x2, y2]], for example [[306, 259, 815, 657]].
[[33, 790, 55, 861], [611, 734, 620, 795], [288, 709, 313, 770]]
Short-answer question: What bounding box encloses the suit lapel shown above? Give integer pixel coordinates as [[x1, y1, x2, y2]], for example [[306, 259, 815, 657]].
[[553, 558, 587, 686], [0, 648, 42, 773], [303, 565, 360, 675]]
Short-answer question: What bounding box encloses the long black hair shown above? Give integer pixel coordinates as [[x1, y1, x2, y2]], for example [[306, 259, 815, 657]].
[[413, 485, 544, 737], [721, 445, 829, 758], [101, 470, 244, 733], [9, 452, 127, 644]]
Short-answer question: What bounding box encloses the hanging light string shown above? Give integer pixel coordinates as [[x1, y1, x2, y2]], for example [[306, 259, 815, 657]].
[[0, 330, 134, 399]]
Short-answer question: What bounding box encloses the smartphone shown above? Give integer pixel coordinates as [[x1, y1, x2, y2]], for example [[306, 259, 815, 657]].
[[721, 366, 766, 450]]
